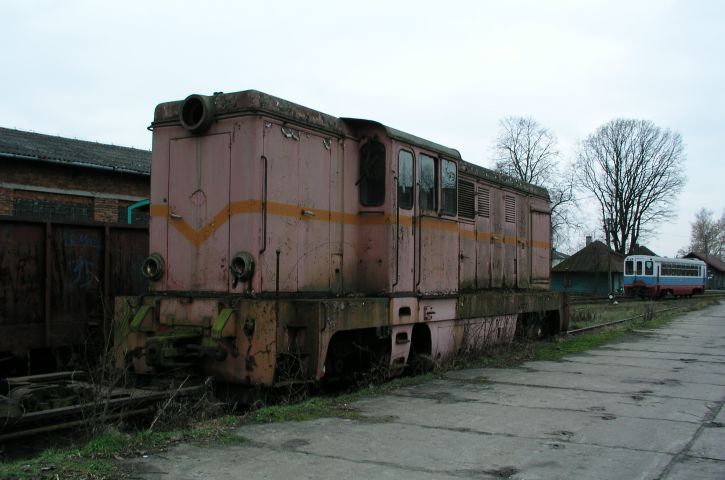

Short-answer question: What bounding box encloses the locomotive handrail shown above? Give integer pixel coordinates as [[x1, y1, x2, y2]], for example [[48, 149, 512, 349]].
[[259, 155, 268, 254], [393, 183, 400, 288]]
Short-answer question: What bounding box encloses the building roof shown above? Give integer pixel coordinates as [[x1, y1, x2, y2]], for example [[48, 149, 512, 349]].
[[552, 249, 570, 261], [552, 240, 624, 273], [0, 126, 150, 175], [630, 244, 657, 256], [683, 252, 725, 273]]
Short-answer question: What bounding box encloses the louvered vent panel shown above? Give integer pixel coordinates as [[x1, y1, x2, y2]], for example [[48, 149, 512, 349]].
[[477, 187, 490, 218], [504, 195, 516, 223], [458, 180, 475, 219]]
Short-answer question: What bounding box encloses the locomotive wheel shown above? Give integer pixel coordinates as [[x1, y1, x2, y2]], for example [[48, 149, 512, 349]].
[[407, 352, 434, 376]]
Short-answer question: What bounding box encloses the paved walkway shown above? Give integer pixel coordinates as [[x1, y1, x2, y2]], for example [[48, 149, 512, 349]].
[[131, 303, 725, 479]]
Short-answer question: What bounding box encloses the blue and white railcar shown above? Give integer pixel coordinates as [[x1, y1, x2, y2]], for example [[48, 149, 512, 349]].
[[623, 255, 707, 298]]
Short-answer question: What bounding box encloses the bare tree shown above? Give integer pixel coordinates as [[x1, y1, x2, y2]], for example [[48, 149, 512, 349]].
[[493, 116, 578, 250], [575, 118, 686, 255], [682, 208, 725, 259], [494, 117, 558, 184]]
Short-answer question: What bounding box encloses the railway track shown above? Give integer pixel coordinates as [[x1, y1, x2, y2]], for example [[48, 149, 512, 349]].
[[1, 371, 203, 441], [568, 290, 725, 305], [565, 294, 723, 336], [565, 306, 683, 336], [3, 293, 721, 442]]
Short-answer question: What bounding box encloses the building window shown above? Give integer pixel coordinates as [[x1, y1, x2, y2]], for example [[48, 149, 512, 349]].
[[419, 154, 437, 212], [397, 150, 414, 210], [13, 198, 92, 222], [441, 159, 457, 216], [119, 206, 150, 225], [359, 139, 386, 206]]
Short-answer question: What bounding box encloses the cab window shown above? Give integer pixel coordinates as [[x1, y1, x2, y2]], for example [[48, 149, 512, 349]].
[[644, 260, 653, 275], [398, 150, 414, 210], [441, 159, 457, 216], [359, 139, 386, 206], [625, 260, 634, 275], [636, 261, 642, 275], [419, 154, 437, 212]]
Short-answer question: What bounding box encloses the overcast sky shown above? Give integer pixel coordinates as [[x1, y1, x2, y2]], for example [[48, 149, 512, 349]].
[[1, 0, 722, 255]]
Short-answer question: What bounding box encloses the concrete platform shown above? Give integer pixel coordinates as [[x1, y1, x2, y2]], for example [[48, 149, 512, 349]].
[[130, 303, 725, 479]]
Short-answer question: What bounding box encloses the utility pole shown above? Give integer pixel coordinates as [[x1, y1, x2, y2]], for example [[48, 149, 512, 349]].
[[604, 217, 613, 297]]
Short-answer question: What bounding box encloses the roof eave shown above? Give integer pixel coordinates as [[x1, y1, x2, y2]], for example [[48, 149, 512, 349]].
[[0, 151, 149, 176]]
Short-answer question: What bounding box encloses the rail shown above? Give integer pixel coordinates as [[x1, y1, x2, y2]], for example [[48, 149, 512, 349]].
[[565, 306, 685, 336], [568, 290, 725, 306], [1, 372, 203, 441], [565, 293, 723, 336]]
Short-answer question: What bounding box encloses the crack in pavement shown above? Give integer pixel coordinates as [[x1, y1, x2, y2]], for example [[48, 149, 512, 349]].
[[386, 390, 705, 425], [439, 378, 722, 403], [230, 438, 512, 479], [582, 352, 725, 364], [659, 398, 725, 479]]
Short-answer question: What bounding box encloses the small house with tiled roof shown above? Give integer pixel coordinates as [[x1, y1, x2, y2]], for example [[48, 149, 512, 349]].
[[552, 249, 570, 268], [551, 239, 624, 295], [683, 252, 725, 289], [0, 127, 150, 224], [630, 244, 658, 256]]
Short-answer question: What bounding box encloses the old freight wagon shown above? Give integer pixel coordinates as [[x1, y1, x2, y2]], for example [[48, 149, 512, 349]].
[[117, 90, 567, 386], [0, 128, 151, 375], [0, 219, 148, 375]]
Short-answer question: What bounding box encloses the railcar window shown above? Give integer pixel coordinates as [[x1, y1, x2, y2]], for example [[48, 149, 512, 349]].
[[661, 263, 700, 276], [398, 150, 414, 210], [441, 159, 457, 216], [419, 154, 437, 212], [645, 260, 653, 275], [625, 260, 634, 275], [359, 140, 386, 206], [636, 261, 642, 275]]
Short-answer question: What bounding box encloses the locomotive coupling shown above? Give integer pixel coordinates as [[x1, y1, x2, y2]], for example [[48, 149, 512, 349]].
[[143, 329, 227, 369]]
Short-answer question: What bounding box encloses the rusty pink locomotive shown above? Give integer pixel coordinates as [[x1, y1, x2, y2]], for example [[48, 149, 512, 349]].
[[115, 90, 567, 385]]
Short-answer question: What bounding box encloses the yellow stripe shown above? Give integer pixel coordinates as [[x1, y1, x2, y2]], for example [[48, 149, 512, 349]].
[[419, 217, 459, 233], [229, 200, 260, 214], [151, 201, 551, 250], [150, 204, 169, 216], [460, 229, 476, 240]]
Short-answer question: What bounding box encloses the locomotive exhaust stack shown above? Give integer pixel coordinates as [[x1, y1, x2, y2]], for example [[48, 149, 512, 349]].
[[179, 94, 215, 134]]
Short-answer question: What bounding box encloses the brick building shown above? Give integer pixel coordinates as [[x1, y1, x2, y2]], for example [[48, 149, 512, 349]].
[[0, 127, 150, 224]]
